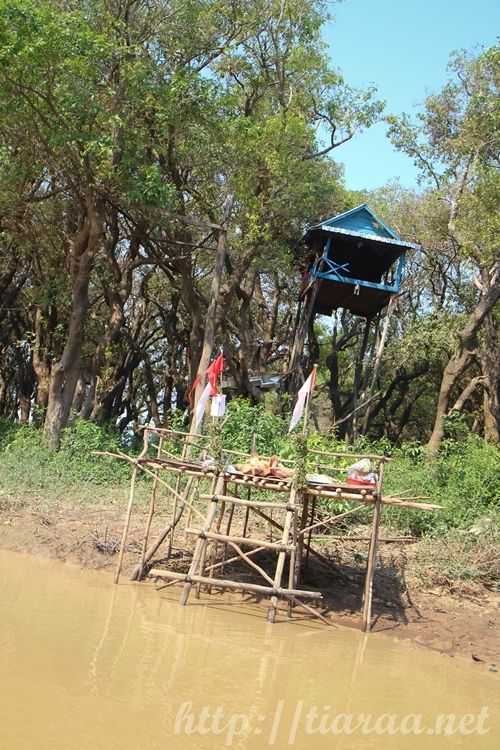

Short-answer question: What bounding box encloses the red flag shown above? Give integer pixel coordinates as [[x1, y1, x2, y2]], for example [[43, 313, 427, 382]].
[[188, 354, 225, 402], [207, 353, 224, 396]]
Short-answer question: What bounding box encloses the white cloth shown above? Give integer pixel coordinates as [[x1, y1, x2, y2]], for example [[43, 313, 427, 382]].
[[193, 382, 211, 432], [211, 394, 226, 417], [288, 371, 315, 432]]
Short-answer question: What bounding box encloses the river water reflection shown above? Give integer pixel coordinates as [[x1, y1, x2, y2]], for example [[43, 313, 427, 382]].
[[0, 549, 497, 749]]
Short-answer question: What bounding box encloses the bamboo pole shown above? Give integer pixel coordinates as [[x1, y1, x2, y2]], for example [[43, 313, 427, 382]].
[[294, 494, 309, 585], [138, 437, 163, 579], [167, 490, 178, 559], [114, 431, 149, 584], [267, 494, 295, 623], [151, 570, 323, 599], [304, 495, 316, 566], [242, 493, 251, 538], [167, 436, 190, 558], [205, 545, 268, 574], [128, 475, 198, 581], [184, 528, 295, 552], [179, 474, 225, 606], [205, 500, 226, 595], [361, 294, 397, 435], [195, 542, 208, 599], [311, 535, 416, 542], [289, 595, 334, 627], [287, 281, 320, 394], [114, 467, 138, 585], [198, 494, 300, 511], [304, 486, 440, 510], [361, 461, 385, 632], [287, 501, 299, 618], [225, 540, 274, 586], [351, 318, 372, 441]]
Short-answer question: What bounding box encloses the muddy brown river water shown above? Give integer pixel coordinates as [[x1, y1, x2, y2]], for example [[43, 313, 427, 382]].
[[0, 549, 497, 749]]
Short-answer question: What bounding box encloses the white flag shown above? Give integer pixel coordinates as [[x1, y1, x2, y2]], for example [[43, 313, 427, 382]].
[[210, 394, 226, 417], [193, 382, 211, 432], [288, 370, 316, 432]]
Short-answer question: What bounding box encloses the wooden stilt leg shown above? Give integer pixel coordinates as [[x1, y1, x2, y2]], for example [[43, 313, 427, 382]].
[[114, 430, 149, 584], [205, 501, 225, 595], [287, 503, 299, 617], [129, 475, 198, 582], [267, 489, 296, 623], [242, 505, 250, 538], [304, 496, 316, 567], [361, 496, 382, 632], [179, 474, 224, 606], [195, 543, 208, 600], [138, 438, 163, 579], [294, 494, 309, 585], [167, 476, 180, 559], [166, 495, 177, 559], [114, 467, 138, 585], [221, 485, 234, 575]]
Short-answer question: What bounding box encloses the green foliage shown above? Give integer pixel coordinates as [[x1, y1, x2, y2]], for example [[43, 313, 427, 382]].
[[0, 400, 498, 538], [0, 417, 17, 451], [384, 435, 500, 535], [221, 398, 287, 454], [0, 418, 130, 491]]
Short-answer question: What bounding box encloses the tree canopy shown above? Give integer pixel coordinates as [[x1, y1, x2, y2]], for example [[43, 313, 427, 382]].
[[0, 1, 498, 453]]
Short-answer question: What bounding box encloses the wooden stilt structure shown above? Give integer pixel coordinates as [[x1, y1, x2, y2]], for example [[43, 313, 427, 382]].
[[98, 426, 440, 630]]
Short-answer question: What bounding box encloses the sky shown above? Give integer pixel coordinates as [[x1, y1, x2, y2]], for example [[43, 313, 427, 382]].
[[323, 0, 499, 191]]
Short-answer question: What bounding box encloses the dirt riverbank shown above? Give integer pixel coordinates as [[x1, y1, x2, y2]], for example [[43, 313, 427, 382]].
[[0, 499, 498, 667]]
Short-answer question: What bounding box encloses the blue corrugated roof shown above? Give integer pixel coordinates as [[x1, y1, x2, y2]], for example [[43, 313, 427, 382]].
[[309, 204, 418, 250], [318, 225, 419, 250]]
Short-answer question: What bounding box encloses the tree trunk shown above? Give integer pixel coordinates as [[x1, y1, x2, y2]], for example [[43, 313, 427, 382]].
[[360, 296, 396, 435], [427, 275, 500, 455], [32, 306, 54, 422], [479, 312, 499, 443], [44, 194, 105, 449], [191, 195, 233, 417]]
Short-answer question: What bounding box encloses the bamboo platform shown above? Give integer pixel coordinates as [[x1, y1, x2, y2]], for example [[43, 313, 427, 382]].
[[97, 426, 440, 632]]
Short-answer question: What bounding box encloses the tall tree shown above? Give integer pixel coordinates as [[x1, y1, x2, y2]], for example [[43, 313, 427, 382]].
[[387, 45, 500, 453]]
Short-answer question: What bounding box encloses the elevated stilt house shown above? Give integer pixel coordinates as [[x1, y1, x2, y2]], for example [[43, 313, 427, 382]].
[[288, 204, 418, 391]]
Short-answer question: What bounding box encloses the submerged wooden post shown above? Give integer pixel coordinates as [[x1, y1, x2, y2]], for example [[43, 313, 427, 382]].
[[114, 467, 138, 585], [203, 499, 226, 596], [361, 460, 385, 632], [267, 490, 296, 623], [114, 430, 149, 584], [287, 501, 299, 618]]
